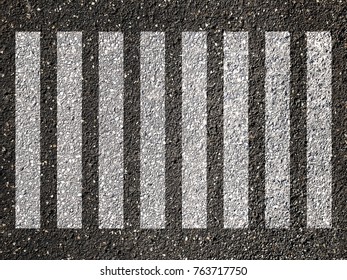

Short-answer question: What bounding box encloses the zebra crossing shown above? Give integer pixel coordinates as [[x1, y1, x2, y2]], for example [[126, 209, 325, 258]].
[[140, 32, 166, 229], [99, 32, 124, 229], [15, 32, 41, 229], [56, 32, 83, 229], [264, 32, 291, 228], [182, 32, 207, 228], [306, 32, 332, 228], [223, 32, 249, 228], [14, 31, 332, 230]]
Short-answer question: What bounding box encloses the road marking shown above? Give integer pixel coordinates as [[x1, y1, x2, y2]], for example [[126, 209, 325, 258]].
[[306, 32, 332, 228], [265, 32, 291, 228], [140, 32, 166, 228], [98, 32, 124, 228], [57, 32, 83, 228], [182, 32, 207, 228], [223, 32, 249, 228], [15, 32, 41, 228], [12, 31, 335, 229]]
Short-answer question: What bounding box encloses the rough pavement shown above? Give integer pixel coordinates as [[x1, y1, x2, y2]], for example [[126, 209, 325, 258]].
[[1, 0, 346, 259]]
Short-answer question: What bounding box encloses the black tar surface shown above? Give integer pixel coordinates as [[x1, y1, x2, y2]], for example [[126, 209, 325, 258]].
[[0, 0, 346, 259]]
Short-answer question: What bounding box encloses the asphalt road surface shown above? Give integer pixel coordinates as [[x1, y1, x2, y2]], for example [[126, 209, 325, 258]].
[[1, 0, 346, 259]]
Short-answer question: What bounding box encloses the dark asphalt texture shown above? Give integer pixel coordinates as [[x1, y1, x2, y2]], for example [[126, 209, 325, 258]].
[[1, 0, 347, 259]]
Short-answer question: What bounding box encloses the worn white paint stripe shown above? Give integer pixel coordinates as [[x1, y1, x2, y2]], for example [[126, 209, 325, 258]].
[[140, 32, 166, 228], [57, 32, 83, 228], [306, 32, 332, 228], [223, 32, 249, 228], [98, 32, 124, 229], [15, 32, 41, 228], [182, 32, 207, 228], [265, 32, 291, 228]]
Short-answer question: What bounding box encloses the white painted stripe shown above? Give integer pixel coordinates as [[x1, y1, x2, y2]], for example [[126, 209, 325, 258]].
[[15, 32, 41, 228], [140, 32, 166, 228], [57, 32, 83, 228], [265, 32, 291, 228], [182, 32, 207, 228], [223, 32, 249, 228], [98, 32, 124, 228], [306, 32, 332, 228]]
